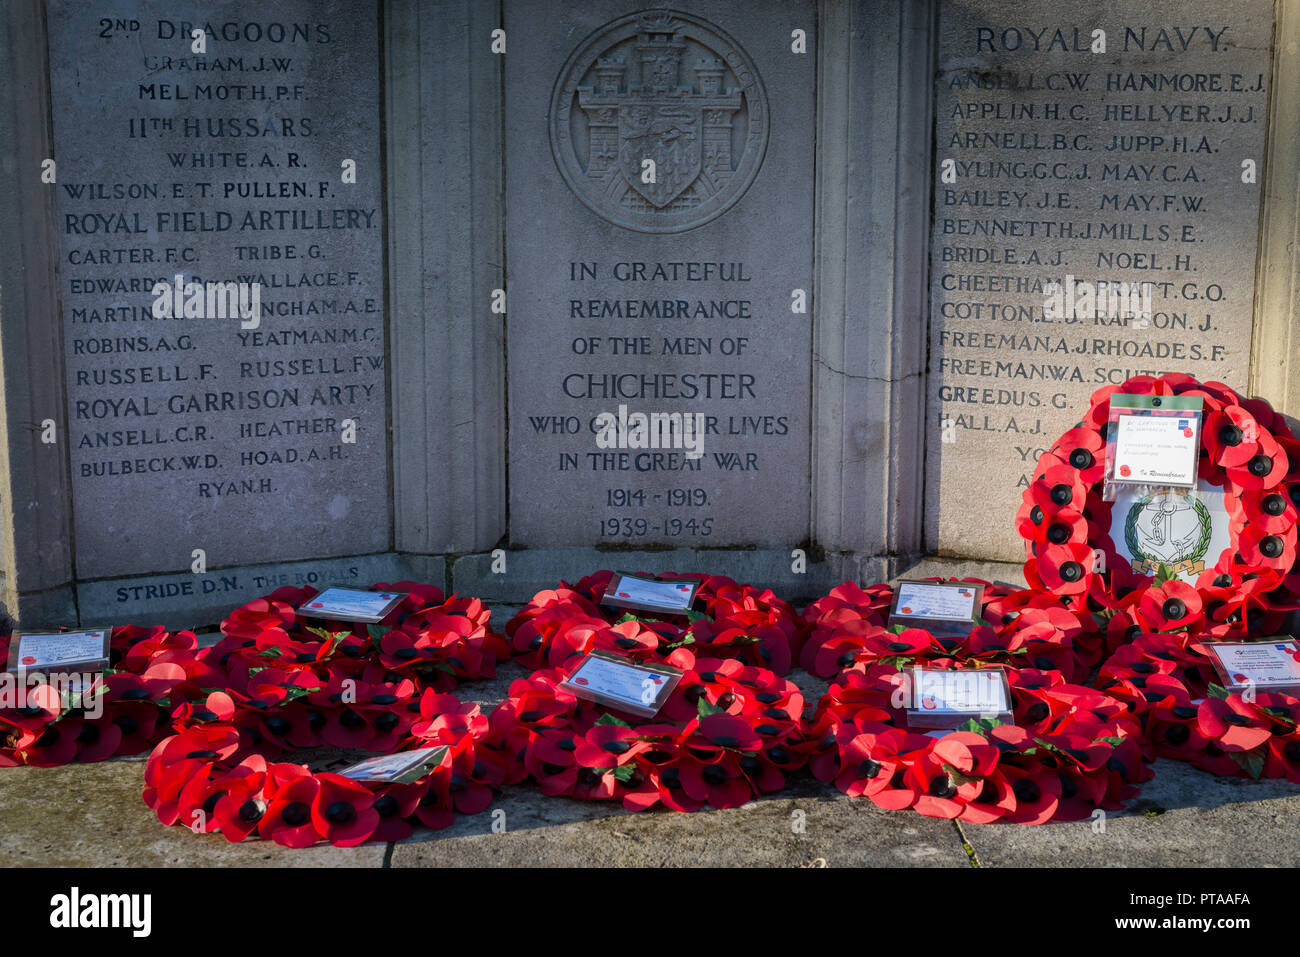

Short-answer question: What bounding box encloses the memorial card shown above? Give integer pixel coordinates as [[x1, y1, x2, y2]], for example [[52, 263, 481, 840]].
[[600, 573, 700, 615], [6, 630, 110, 674], [889, 580, 983, 636], [336, 746, 450, 785], [906, 666, 1012, 731], [1105, 395, 1204, 496], [1202, 639, 1300, 695], [559, 651, 684, 719], [296, 587, 407, 623]]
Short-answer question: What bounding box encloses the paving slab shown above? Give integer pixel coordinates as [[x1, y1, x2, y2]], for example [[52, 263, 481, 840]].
[[389, 775, 971, 868], [0, 756, 387, 868], [961, 758, 1300, 868]]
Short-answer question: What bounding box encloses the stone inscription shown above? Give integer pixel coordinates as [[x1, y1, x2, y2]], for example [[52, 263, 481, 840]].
[[507, 3, 814, 547], [928, 0, 1272, 561], [49, 0, 388, 579]]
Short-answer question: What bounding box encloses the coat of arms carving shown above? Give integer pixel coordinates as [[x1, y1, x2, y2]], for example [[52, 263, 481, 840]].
[[550, 11, 768, 233]]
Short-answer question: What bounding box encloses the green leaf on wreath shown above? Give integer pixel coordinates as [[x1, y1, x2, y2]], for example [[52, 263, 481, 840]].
[[1230, 749, 1265, 780], [955, 717, 1006, 735], [941, 762, 980, 787], [367, 624, 388, 642], [1262, 705, 1297, 727], [1095, 735, 1126, 747], [612, 764, 638, 783], [596, 712, 632, 728], [1152, 563, 1177, 586], [887, 623, 907, 635], [683, 609, 713, 624], [697, 697, 727, 719], [1207, 683, 1229, 700]]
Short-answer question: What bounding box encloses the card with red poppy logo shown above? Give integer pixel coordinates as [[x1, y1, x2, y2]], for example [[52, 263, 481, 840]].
[[558, 650, 684, 718], [337, 745, 449, 785], [4, 629, 110, 674], [888, 580, 984, 636], [295, 586, 407, 623], [1104, 393, 1203, 499], [1201, 638, 1300, 695], [905, 666, 1012, 730], [600, 572, 700, 615]]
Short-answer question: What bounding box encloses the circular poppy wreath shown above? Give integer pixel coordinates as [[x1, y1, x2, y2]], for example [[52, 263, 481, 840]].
[[218, 581, 509, 689], [1098, 631, 1300, 782], [798, 578, 1110, 684], [803, 656, 1148, 824], [487, 646, 809, 812], [138, 580, 511, 847], [0, 625, 215, 767], [144, 688, 499, 847], [505, 570, 803, 675], [1018, 374, 1300, 639]]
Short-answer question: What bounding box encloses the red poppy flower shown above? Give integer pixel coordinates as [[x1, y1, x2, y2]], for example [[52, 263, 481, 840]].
[[1028, 464, 1088, 515], [368, 783, 426, 842], [525, 728, 584, 796], [1001, 765, 1062, 824], [1138, 580, 1203, 630], [1229, 485, 1299, 534], [259, 769, 323, 848], [1025, 507, 1089, 551], [573, 723, 648, 768], [1204, 405, 1263, 469], [1051, 427, 1107, 484], [311, 773, 380, 847], [687, 713, 763, 755], [1225, 431, 1288, 490], [958, 768, 1017, 824], [678, 753, 752, 809], [904, 752, 982, 819], [650, 764, 706, 813], [1197, 696, 1271, 752], [1237, 524, 1296, 571], [21, 718, 82, 767], [1033, 542, 1097, 595]]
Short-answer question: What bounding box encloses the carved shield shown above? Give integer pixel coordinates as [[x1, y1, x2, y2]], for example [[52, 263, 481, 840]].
[[619, 104, 701, 208]]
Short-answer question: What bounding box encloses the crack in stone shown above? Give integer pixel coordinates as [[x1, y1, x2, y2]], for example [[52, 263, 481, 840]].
[[813, 355, 924, 384]]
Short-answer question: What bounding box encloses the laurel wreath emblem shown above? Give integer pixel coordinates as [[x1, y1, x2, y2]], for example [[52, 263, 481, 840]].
[[1124, 493, 1214, 567]]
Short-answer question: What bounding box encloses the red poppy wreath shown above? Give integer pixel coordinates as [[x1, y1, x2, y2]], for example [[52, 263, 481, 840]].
[[141, 581, 509, 847], [1098, 631, 1300, 781], [798, 578, 1110, 683], [487, 646, 808, 811], [1018, 374, 1300, 640], [804, 657, 1148, 824], [0, 626, 216, 767], [505, 570, 802, 675]]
